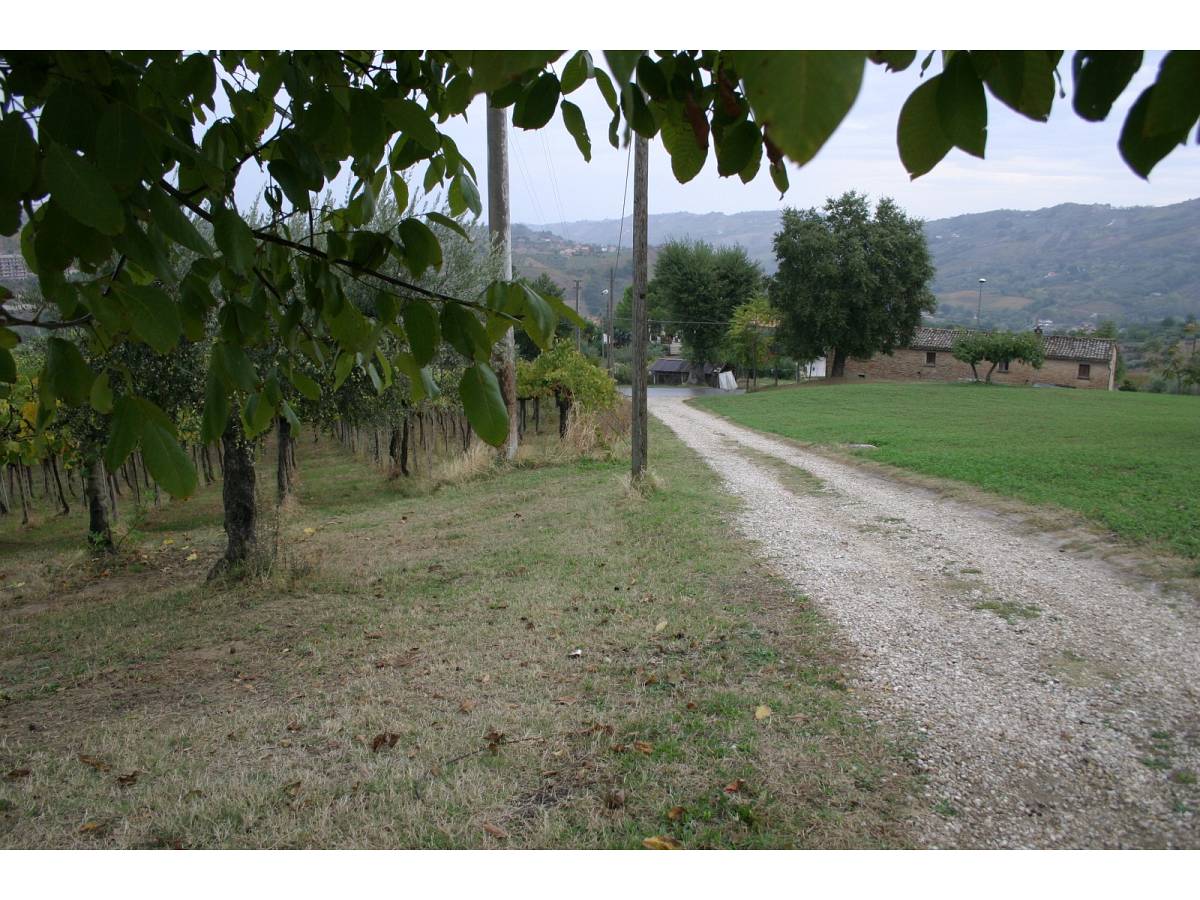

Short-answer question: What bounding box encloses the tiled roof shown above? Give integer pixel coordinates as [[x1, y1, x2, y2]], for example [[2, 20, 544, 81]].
[[909, 327, 1114, 363]]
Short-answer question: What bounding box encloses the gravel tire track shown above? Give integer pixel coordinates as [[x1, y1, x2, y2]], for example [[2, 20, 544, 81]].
[[652, 395, 1200, 848]]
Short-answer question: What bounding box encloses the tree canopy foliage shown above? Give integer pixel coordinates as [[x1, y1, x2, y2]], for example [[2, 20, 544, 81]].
[[771, 192, 935, 376], [652, 241, 760, 381], [951, 331, 1046, 383], [2, 49, 1197, 495]]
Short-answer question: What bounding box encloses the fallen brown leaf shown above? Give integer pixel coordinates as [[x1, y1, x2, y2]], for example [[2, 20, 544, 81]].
[[654, 619, 668, 633], [370, 733, 401, 753], [642, 835, 682, 850], [605, 789, 626, 810], [482, 821, 509, 839], [4, 768, 31, 781], [723, 778, 746, 794], [79, 820, 108, 835], [286, 721, 303, 732], [667, 805, 686, 821], [282, 780, 302, 797], [755, 704, 772, 720], [685, 701, 698, 710], [458, 699, 478, 714], [633, 740, 654, 755], [115, 771, 139, 788], [78, 754, 111, 773]]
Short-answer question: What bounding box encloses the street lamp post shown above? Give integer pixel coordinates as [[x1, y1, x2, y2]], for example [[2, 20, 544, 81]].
[[976, 277, 987, 327]]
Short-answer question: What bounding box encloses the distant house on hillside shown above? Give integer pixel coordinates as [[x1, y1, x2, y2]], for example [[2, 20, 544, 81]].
[[649, 357, 728, 387], [841, 327, 1118, 390]]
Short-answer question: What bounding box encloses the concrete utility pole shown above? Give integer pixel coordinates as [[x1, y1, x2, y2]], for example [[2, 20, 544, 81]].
[[976, 277, 987, 328], [487, 102, 518, 461], [630, 134, 649, 481], [573, 279, 582, 352]]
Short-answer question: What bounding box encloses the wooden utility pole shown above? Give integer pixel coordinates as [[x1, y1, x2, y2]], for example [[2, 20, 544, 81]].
[[487, 102, 518, 461], [606, 267, 615, 371], [573, 279, 582, 352], [630, 134, 649, 481]]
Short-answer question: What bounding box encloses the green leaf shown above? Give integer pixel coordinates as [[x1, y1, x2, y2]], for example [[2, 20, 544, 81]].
[[212, 206, 257, 274], [449, 173, 482, 218], [44, 142, 125, 236], [441, 302, 489, 362], [975, 51, 1056, 122], [868, 51, 917, 72], [201, 372, 229, 444], [96, 102, 147, 191], [898, 77, 953, 179], [1143, 51, 1200, 139], [118, 283, 182, 354], [937, 52, 987, 158], [1119, 87, 1184, 179], [424, 211, 469, 239], [392, 352, 438, 403], [402, 299, 440, 366], [658, 102, 707, 183], [390, 170, 410, 213], [512, 72, 562, 130], [458, 51, 562, 94], [43, 336, 93, 405], [113, 216, 174, 283], [728, 51, 865, 167], [603, 51, 644, 87], [105, 396, 140, 470], [89, 371, 113, 414], [560, 100, 592, 162], [148, 187, 214, 257], [459, 362, 508, 447], [384, 98, 441, 152], [396, 218, 443, 277], [0, 347, 14, 384], [289, 367, 321, 402], [140, 411, 198, 498], [519, 283, 556, 349], [715, 120, 761, 178], [0, 115, 38, 200], [242, 391, 276, 439], [594, 68, 619, 114], [1072, 51, 1144, 122], [561, 51, 594, 95], [211, 340, 258, 393], [333, 351, 356, 391], [268, 158, 312, 210]]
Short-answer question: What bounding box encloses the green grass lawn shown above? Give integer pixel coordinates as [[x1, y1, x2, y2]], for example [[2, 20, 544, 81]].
[[696, 382, 1200, 560], [0, 423, 915, 848]]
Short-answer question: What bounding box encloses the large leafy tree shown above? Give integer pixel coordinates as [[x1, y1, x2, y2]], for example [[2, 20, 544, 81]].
[[1, 49, 1196, 492], [653, 241, 760, 382], [771, 192, 935, 377]]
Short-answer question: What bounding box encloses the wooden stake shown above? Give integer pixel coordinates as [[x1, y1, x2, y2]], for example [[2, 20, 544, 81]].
[[487, 102, 519, 462]]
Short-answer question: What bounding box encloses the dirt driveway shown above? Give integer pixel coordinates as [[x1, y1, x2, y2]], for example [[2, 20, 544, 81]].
[[651, 395, 1200, 848]]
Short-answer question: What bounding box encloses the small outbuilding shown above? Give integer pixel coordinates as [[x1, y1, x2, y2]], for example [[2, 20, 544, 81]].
[[649, 358, 730, 387]]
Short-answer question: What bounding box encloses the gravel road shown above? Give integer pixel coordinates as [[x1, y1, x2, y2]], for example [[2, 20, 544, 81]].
[[651, 395, 1200, 848]]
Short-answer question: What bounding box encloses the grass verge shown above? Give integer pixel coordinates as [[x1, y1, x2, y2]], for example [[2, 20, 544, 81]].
[[0, 421, 916, 848]]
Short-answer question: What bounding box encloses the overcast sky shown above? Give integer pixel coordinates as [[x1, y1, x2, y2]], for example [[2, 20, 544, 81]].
[[432, 51, 1198, 231], [233, 51, 1199, 234]]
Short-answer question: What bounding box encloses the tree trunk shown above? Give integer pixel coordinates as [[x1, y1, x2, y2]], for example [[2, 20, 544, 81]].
[[50, 455, 70, 515], [557, 393, 571, 439], [400, 414, 410, 476], [16, 465, 30, 526], [687, 360, 705, 385], [85, 458, 113, 551], [829, 349, 847, 378], [0, 465, 10, 515], [984, 362, 998, 384], [276, 417, 293, 503], [211, 414, 258, 579]]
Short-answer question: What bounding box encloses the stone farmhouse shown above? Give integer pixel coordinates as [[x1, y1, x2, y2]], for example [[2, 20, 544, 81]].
[[841, 327, 1119, 390]]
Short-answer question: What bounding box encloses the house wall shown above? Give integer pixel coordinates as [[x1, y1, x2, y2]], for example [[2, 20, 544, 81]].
[[840, 348, 1113, 390]]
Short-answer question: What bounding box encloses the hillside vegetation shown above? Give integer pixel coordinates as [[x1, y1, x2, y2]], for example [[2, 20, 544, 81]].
[[532, 199, 1200, 328], [696, 382, 1200, 561]]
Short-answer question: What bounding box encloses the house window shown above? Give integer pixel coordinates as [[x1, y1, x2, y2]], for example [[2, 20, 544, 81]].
[[998, 360, 1009, 373], [1078, 363, 1091, 379], [925, 351, 937, 366]]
